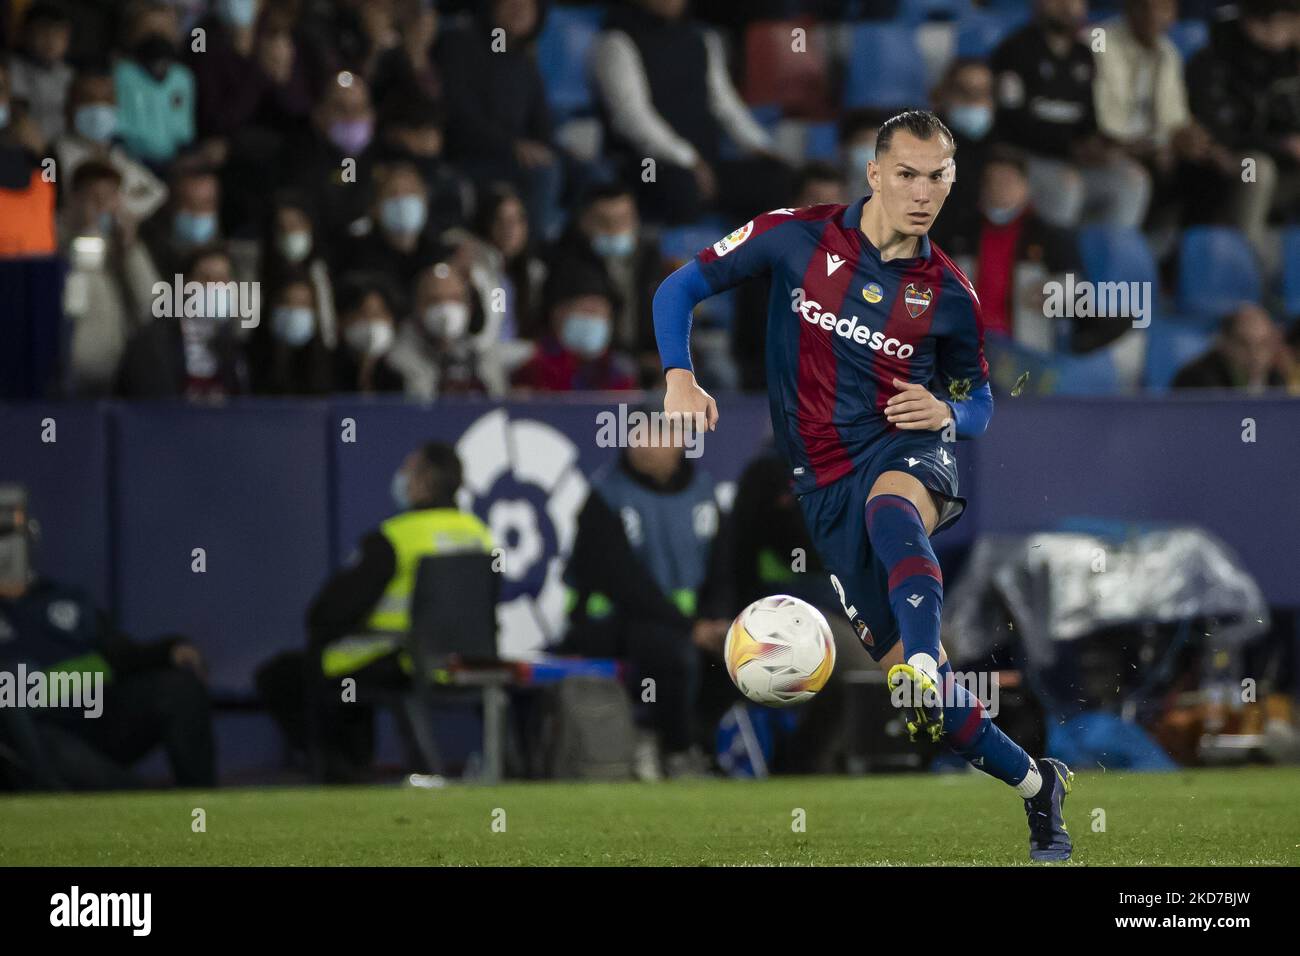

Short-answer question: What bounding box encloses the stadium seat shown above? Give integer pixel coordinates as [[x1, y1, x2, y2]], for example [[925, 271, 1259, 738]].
[[743, 19, 831, 119], [1175, 226, 1262, 323], [954, 8, 1027, 58], [803, 120, 840, 161], [896, 0, 972, 22], [842, 23, 930, 109], [1052, 345, 1123, 395], [1282, 226, 1300, 319], [1167, 20, 1209, 61], [536, 5, 605, 120], [1078, 226, 1159, 291], [1142, 320, 1214, 391]]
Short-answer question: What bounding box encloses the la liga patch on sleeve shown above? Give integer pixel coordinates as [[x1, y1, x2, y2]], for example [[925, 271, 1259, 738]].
[[712, 220, 753, 257]]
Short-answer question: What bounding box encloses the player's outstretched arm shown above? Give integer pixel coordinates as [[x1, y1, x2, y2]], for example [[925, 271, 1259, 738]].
[[654, 260, 719, 430]]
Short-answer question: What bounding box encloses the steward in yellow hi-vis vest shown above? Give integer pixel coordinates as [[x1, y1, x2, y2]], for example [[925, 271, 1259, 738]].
[[307, 442, 492, 680]]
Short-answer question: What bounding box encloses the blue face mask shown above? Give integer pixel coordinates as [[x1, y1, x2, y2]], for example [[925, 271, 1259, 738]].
[[97, 211, 115, 235], [591, 231, 635, 259], [272, 306, 315, 347], [380, 195, 427, 237], [74, 104, 118, 144], [560, 312, 611, 358], [844, 143, 875, 185], [391, 470, 411, 511], [217, 0, 259, 28], [985, 205, 1024, 226], [947, 103, 993, 141], [174, 210, 218, 245]]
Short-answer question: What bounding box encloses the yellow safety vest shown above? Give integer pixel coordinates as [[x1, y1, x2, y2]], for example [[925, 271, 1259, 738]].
[[321, 508, 493, 678]]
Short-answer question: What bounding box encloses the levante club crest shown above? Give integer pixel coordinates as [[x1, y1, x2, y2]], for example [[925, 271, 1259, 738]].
[[904, 283, 933, 318]]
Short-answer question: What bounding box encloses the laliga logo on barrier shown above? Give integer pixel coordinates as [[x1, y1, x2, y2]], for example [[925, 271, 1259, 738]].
[[455, 409, 587, 656], [791, 287, 914, 358]]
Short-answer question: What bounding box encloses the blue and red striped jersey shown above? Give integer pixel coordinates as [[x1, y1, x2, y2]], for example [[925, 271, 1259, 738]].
[[694, 197, 989, 493]]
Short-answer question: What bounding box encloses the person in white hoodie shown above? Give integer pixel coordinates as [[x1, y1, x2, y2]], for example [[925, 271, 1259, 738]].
[[59, 159, 162, 397]]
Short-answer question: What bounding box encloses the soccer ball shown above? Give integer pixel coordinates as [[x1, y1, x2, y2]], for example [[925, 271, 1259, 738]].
[[724, 595, 836, 707]]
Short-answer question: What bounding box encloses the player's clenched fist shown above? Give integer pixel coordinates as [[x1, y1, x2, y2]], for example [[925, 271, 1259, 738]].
[[664, 368, 719, 432], [885, 377, 952, 431]]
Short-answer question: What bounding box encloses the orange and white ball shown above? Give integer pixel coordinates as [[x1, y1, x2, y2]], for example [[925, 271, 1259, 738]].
[[724, 595, 836, 707]]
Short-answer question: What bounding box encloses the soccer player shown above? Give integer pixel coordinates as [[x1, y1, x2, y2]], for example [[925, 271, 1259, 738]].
[[652, 110, 1073, 862]]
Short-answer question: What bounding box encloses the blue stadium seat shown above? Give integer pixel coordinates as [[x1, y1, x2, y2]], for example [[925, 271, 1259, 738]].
[[803, 121, 840, 161], [536, 5, 605, 120], [1077, 226, 1159, 291], [896, 0, 972, 22], [1282, 226, 1300, 319], [954, 8, 1027, 58], [842, 23, 929, 109], [1052, 345, 1123, 395], [1143, 320, 1214, 391], [1175, 226, 1262, 322], [1167, 20, 1209, 61]]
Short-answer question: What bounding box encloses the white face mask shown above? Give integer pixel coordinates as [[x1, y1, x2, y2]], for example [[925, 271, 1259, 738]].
[[422, 301, 470, 340], [345, 319, 394, 357], [277, 230, 312, 264], [272, 306, 316, 347]]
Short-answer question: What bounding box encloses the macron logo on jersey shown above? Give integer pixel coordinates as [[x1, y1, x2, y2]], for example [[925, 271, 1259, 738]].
[[791, 287, 916, 358], [826, 253, 846, 276]]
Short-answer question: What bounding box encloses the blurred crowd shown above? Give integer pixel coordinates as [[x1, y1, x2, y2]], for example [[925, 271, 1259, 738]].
[[0, 0, 1298, 400]]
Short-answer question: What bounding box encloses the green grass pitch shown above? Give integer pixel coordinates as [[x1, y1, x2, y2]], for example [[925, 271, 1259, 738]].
[[2, 767, 1297, 866]]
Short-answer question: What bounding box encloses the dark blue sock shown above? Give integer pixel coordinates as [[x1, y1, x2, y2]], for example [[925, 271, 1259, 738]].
[[937, 660, 1038, 794], [864, 495, 943, 671]]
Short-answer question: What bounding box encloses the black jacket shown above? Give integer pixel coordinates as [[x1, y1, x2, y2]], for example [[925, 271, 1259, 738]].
[[1187, 15, 1300, 159]]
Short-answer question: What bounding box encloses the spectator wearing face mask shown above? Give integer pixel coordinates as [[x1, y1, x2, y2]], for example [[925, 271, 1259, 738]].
[[141, 165, 221, 276], [1172, 304, 1289, 391], [112, 1, 195, 168], [332, 271, 407, 395], [59, 160, 163, 396], [373, 94, 470, 234], [53, 67, 169, 223], [247, 272, 334, 395], [338, 161, 445, 298], [839, 109, 888, 198], [957, 148, 1087, 356], [388, 261, 505, 399], [928, 58, 997, 248], [511, 261, 637, 392], [260, 192, 337, 348], [116, 244, 250, 400], [7, 2, 75, 143], [283, 70, 379, 249], [547, 181, 670, 385]]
